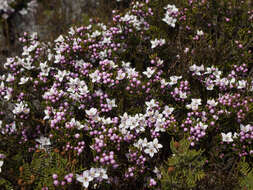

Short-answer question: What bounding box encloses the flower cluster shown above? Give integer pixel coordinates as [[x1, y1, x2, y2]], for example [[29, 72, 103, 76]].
[[162, 4, 178, 27], [76, 168, 108, 188]]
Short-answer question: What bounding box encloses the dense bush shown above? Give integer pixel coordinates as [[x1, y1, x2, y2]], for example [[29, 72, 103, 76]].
[[0, 0, 252, 189]]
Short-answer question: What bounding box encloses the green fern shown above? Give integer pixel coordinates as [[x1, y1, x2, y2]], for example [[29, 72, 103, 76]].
[[160, 138, 206, 190], [18, 150, 70, 189], [237, 159, 253, 190]]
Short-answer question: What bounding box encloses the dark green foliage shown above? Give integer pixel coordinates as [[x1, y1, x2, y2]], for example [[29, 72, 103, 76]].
[[160, 138, 206, 189]]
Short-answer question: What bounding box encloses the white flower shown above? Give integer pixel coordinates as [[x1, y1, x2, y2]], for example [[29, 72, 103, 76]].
[[237, 80, 247, 89], [145, 99, 157, 109], [162, 14, 177, 27], [79, 85, 89, 95], [151, 39, 160, 49], [91, 30, 101, 38], [162, 4, 178, 27], [122, 61, 131, 68], [13, 101, 30, 115], [206, 83, 214, 90], [36, 136, 51, 150], [43, 109, 50, 120], [157, 59, 164, 66], [55, 70, 68, 82], [204, 66, 215, 74], [213, 70, 222, 78], [19, 77, 29, 85], [153, 167, 162, 179], [68, 27, 75, 35], [4, 88, 12, 101], [233, 132, 238, 139], [179, 91, 187, 99], [6, 74, 14, 82], [150, 39, 165, 49], [101, 117, 113, 125], [89, 168, 100, 179], [19, 8, 28, 15], [197, 30, 204, 36], [144, 145, 157, 157], [169, 76, 182, 86], [134, 138, 148, 150], [184, 47, 189, 53], [207, 99, 218, 107], [0, 82, 4, 90], [116, 70, 126, 80], [189, 64, 204, 75], [85, 108, 98, 117], [189, 64, 197, 72], [89, 70, 101, 83], [164, 4, 178, 14], [186, 99, 202, 111], [55, 35, 64, 43], [98, 168, 108, 180], [76, 170, 93, 188], [54, 54, 64, 64], [106, 98, 117, 108], [240, 124, 250, 133], [0, 160, 3, 173], [143, 67, 155, 78], [221, 132, 233, 142], [198, 122, 208, 130], [162, 106, 174, 116], [152, 138, 163, 150], [126, 68, 138, 79], [160, 79, 169, 86]]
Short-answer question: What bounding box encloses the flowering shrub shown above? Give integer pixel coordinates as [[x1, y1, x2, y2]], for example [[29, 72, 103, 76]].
[[0, 0, 252, 189], [0, 0, 37, 20]]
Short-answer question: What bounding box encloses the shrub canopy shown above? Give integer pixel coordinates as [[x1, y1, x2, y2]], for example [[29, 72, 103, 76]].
[[0, 0, 252, 189]]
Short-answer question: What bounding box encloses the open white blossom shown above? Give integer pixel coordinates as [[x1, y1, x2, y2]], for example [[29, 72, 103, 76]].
[[116, 70, 126, 80], [186, 98, 202, 111], [76, 170, 93, 188], [36, 136, 51, 150], [144, 145, 157, 157], [89, 70, 101, 83], [106, 98, 117, 108], [162, 4, 178, 27], [143, 138, 163, 157], [221, 132, 233, 142], [97, 168, 108, 180], [134, 138, 148, 150], [197, 30, 204, 36], [19, 77, 29, 85], [55, 70, 69, 82], [162, 106, 174, 117], [207, 99, 218, 107], [145, 99, 158, 109], [143, 67, 155, 78], [169, 76, 182, 86], [189, 64, 205, 75], [152, 138, 163, 150], [240, 124, 250, 133], [160, 79, 169, 86], [162, 14, 177, 27], [0, 160, 3, 173], [13, 101, 30, 115], [237, 80, 247, 89], [150, 38, 166, 49], [85, 108, 98, 117]]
